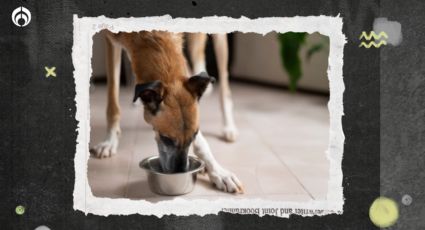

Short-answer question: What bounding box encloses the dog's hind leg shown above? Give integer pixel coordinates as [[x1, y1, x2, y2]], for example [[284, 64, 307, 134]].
[[212, 34, 238, 142], [187, 33, 214, 96], [188, 33, 208, 74], [193, 131, 243, 193], [91, 34, 122, 158]]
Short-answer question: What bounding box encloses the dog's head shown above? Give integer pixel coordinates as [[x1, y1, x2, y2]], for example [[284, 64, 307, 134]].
[[133, 72, 214, 173]]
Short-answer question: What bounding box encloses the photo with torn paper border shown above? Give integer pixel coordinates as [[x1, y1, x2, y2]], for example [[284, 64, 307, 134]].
[[73, 15, 346, 217]]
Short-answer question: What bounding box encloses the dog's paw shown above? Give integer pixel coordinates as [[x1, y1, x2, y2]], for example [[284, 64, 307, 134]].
[[208, 167, 243, 193], [90, 139, 118, 158], [223, 125, 238, 142]]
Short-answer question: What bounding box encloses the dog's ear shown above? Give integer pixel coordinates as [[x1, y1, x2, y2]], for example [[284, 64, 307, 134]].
[[185, 71, 215, 99], [133, 80, 164, 114]]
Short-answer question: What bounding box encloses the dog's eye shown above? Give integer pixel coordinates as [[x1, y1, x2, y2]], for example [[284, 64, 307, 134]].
[[160, 135, 175, 146]]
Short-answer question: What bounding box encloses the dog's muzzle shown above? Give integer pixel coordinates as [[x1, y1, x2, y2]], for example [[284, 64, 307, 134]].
[[158, 146, 189, 173]]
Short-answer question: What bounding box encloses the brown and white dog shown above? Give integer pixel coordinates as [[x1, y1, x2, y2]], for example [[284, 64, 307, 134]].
[[90, 31, 242, 193]]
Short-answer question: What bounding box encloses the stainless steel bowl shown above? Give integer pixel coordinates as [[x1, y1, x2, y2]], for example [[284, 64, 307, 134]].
[[139, 155, 205, 196]]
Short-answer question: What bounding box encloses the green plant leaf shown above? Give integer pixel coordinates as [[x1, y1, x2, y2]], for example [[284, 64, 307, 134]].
[[278, 32, 307, 92], [306, 43, 324, 61]]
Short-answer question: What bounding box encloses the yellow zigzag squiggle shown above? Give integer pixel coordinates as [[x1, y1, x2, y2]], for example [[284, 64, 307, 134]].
[[359, 31, 388, 40], [359, 40, 387, 48]]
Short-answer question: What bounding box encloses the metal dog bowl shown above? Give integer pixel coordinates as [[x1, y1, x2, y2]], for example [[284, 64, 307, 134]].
[[139, 156, 205, 196]]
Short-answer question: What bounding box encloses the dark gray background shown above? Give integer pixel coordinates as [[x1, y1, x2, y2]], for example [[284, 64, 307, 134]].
[[0, 0, 422, 229], [380, 0, 425, 229]]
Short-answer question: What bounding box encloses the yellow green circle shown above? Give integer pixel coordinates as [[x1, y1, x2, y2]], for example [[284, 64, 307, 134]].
[[369, 197, 399, 228], [15, 205, 25, 215]]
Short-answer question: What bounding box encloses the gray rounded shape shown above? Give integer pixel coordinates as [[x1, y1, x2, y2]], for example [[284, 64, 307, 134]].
[[402, 194, 412, 206], [140, 155, 205, 196]]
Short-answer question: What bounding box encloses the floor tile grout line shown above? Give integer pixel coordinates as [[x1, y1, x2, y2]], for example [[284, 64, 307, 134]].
[[123, 111, 141, 198], [92, 85, 327, 200], [244, 115, 266, 195], [234, 111, 276, 196], [254, 164, 265, 195], [204, 88, 317, 198], [242, 113, 316, 200]]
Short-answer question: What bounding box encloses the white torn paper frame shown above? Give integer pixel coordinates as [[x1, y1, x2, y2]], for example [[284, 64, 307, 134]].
[[72, 15, 346, 217]]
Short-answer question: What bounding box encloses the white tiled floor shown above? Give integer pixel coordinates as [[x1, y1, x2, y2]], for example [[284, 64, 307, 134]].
[[88, 82, 330, 202]]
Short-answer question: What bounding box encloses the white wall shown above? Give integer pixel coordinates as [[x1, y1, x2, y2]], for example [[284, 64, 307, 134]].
[[231, 32, 329, 93], [91, 31, 134, 85], [91, 32, 106, 78]]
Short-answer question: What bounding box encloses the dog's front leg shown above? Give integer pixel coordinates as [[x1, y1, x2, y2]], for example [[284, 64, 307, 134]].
[[90, 35, 122, 158], [193, 131, 243, 193]]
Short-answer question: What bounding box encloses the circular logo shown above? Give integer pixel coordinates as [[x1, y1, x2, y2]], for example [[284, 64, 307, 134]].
[[15, 205, 25, 215], [369, 197, 399, 228], [11, 6, 31, 27]]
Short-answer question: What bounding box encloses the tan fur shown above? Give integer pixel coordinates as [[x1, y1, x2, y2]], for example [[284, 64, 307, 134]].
[[187, 33, 208, 74], [93, 31, 243, 193], [106, 31, 199, 146]]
